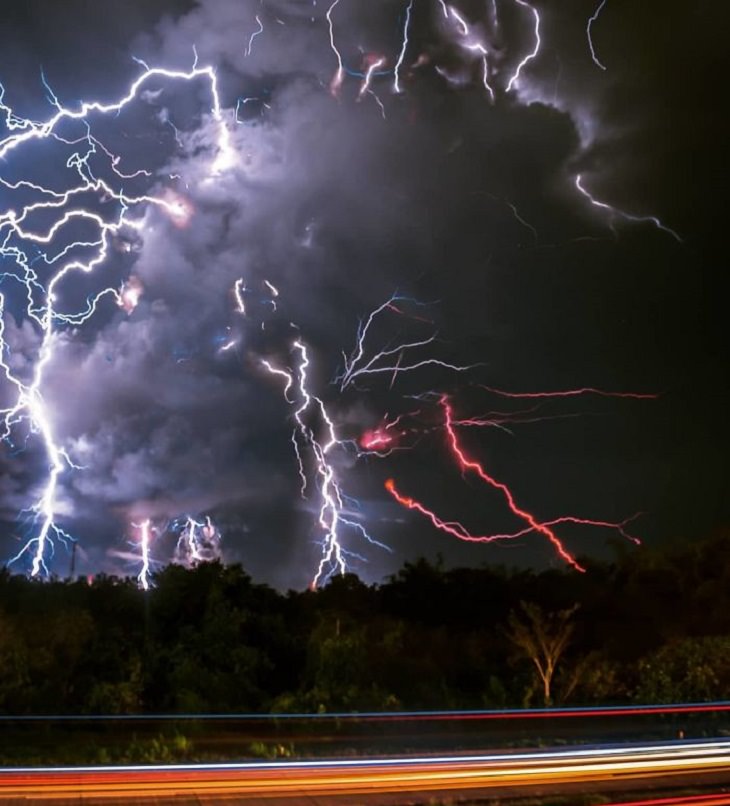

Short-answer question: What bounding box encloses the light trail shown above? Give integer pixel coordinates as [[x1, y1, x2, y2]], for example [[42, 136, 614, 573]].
[[4, 739, 730, 769], [606, 794, 730, 806], [1, 740, 728, 800], [3, 700, 730, 722]]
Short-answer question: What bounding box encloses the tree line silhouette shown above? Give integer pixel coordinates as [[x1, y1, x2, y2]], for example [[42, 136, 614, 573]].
[[1, 531, 729, 715]]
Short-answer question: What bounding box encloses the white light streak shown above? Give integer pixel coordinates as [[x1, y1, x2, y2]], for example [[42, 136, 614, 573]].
[[587, 0, 608, 71], [505, 0, 541, 92]]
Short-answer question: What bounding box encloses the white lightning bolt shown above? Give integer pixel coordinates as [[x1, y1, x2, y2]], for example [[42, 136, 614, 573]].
[[465, 43, 496, 103], [575, 174, 682, 242], [393, 0, 414, 94], [263, 339, 389, 588], [174, 515, 221, 566], [134, 519, 153, 591], [505, 0, 541, 92], [245, 14, 265, 58], [360, 57, 387, 99], [234, 278, 247, 315], [338, 295, 477, 391], [587, 0, 608, 71], [326, 0, 345, 96], [1, 58, 234, 575]]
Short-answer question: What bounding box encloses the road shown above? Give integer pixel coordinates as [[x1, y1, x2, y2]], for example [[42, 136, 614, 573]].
[[1, 739, 729, 803]]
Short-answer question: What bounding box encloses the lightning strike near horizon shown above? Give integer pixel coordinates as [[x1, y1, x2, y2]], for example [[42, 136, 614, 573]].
[[263, 339, 390, 588], [135, 519, 153, 591]]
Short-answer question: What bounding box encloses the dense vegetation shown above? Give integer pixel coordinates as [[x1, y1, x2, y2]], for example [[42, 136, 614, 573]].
[[1, 532, 730, 715]]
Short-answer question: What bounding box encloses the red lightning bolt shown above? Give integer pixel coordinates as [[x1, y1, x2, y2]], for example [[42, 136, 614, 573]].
[[386, 395, 647, 571]]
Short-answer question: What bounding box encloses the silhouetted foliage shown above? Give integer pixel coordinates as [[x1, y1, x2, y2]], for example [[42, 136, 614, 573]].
[[1, 532, 730, 714]]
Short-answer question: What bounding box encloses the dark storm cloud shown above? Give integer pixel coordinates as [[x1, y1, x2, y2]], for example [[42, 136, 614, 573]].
[[0, 1, 725, 587]]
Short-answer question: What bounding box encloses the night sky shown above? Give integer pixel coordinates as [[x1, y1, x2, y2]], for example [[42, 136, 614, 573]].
[[0, 0, 726, 590]]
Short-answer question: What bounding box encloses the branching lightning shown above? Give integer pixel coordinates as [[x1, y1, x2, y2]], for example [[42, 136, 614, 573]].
[[0, 2, 675, 588], [1, 58, 234, 577], [386, 478, 641, 548], [386, 395, 645, 569], [338, 295, 476, 392], [174, 515, 222, 566], [263, 340, 390, 589], [321, 0, 675, 240]]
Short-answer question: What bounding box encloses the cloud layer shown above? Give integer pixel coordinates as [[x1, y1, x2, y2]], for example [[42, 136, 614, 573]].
[[0, 0, 724, 588]]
